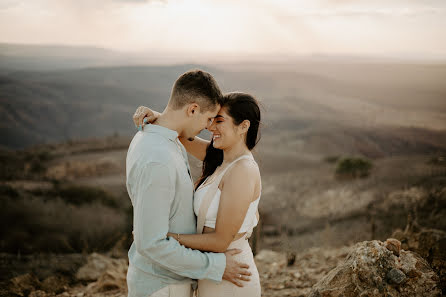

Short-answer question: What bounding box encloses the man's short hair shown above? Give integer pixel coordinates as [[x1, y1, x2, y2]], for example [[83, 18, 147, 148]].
[[168, 69, 224, 112]]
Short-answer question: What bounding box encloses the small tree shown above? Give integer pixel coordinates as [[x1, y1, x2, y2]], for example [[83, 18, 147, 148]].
[[335, 157, 373, 179]]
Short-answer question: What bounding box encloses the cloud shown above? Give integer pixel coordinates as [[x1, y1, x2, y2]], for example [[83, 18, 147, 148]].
[[0, 0, 22, 10], [292, 7, 445, 17], [113, 0, 167, 4], [0, 0, 445, 58]]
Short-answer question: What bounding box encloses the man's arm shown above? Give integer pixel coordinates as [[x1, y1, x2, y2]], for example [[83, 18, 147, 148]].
[[132, 162, 225, 281], [166, 161, 259, 253]]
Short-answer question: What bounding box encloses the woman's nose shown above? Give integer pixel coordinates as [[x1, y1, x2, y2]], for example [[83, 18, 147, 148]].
[[208, 120, 216, 131]]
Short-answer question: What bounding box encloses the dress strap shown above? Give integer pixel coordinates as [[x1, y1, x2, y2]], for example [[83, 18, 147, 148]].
[[216, 154, 254, 179], [196, 154, 254, 191]]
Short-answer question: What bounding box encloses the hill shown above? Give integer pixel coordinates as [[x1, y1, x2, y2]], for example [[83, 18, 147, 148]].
[[1, 60, 446, 155]]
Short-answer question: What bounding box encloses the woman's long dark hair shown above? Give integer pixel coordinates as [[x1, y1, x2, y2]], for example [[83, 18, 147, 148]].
[[195, 92, 261, 190]]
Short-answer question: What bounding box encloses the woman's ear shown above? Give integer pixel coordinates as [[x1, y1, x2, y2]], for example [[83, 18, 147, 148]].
[[240, 120, 250, 134]]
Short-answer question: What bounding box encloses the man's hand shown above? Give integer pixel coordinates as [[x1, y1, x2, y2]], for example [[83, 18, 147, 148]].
[[223, 249, 251, 287], [133, 106, 160, 129]]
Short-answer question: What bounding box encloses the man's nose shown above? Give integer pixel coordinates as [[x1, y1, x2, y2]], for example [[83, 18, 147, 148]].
[[207, 119, 216, 131], [206, 121, 215, 132]]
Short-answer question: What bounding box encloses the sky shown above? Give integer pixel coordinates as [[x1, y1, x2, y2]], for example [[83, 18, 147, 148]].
[[0, 0, 445, 59]]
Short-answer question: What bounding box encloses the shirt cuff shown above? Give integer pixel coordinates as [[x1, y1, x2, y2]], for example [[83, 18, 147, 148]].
[[206, 252, 226, 282]]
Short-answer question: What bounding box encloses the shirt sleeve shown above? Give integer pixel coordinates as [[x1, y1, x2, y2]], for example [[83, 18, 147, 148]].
[[132, 162, 226, 281]]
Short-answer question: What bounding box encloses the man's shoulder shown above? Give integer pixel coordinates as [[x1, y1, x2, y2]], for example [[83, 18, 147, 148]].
[[128, 132, 177, 165]]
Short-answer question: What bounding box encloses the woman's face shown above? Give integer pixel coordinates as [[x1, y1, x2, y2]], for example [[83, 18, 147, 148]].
[[208, 107, 242, 150]]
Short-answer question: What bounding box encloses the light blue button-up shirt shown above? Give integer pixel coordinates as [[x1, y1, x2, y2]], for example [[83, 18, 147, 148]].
[[126, 124, 226, 296]]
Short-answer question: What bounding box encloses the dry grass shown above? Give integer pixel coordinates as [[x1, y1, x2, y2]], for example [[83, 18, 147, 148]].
[[258, 152, 446, 252], [0, 193, 129, 254]]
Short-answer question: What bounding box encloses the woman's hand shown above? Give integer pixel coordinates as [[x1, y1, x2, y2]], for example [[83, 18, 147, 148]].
[[167, 232, 178, 241], [133, 106, 161, 130]]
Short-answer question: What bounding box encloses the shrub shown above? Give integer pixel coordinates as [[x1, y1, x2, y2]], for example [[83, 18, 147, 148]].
[[0, 195, 126, 254], [428, 155, 446, 166], [56, 185, 120, 208], [0, 150, 24, 180], [0, 184, 19, 198], [30, 184, 121, 209], [29, 158, 47, 174], [0, 149, 53, 180], [335, 157, 373, 179]]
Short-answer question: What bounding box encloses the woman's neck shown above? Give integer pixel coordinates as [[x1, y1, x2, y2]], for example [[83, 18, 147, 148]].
[[222, 140, 250, 165]]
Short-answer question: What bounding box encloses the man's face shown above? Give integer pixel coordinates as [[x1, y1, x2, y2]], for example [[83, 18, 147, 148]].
[[186, 104, 220, 141]]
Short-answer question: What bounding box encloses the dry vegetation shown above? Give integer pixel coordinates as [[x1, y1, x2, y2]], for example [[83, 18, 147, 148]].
[[0, 137, 132, 258], [1, 60, 446, 296]]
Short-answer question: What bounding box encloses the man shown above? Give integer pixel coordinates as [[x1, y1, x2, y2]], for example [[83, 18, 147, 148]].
[[126, 69, 251, 297]]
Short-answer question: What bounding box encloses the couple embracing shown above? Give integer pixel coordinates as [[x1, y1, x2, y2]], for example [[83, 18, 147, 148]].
[[126, 69, 262, 297]]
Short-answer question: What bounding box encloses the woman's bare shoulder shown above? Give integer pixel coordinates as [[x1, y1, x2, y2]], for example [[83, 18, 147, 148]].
[[222, 158, 261, 186]]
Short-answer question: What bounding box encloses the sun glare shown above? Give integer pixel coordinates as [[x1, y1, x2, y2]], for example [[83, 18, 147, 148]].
[[0, 0, 445, 58]]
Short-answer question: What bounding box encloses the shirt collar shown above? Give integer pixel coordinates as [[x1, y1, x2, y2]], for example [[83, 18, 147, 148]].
[[144, 124, 179, 141]]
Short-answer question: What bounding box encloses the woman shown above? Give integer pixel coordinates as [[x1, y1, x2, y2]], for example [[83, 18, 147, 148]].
[[133, 92, 262, 296]]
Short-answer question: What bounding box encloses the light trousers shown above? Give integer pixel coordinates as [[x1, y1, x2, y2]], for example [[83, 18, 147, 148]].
[[149, 283, 192, 297]]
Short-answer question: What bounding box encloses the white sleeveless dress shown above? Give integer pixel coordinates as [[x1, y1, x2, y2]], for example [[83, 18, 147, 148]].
[[194, 154, 261, 297]]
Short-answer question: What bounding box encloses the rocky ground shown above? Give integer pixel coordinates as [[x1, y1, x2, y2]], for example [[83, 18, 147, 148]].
[[1, 246, 349, 297], [3, 232, 444, 297]]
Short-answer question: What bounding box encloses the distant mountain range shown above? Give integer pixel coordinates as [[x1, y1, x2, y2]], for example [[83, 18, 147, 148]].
[[0, 64, 206, 148], [2, 43, 446, 72], [1, 43, 445, 157]]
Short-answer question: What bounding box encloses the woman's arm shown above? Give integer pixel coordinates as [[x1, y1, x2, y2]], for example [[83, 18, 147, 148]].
[[168, 161, 259, 252], [133, 106, 210, 160], [178, 136, 210, 161]]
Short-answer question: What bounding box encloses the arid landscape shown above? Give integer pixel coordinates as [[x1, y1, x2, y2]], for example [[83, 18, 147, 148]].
[[1, 44, 446, 296]]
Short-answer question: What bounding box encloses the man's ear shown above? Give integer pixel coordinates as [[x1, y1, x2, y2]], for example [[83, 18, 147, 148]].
[[240, 120, 250, 134], [186, 103, 200, 116]]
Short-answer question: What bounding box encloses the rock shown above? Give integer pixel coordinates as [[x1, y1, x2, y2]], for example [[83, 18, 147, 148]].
[[387, 268, 406, 284], [255, 246, 350, 297], [7, 273, 41, 296], [392, 223, 446, 294], [29, 290, 48, 297], [86, 259, 128, 293], [75, 253, 128, 294], [308, 240, 441, 297], [75, 252, 126, 282], [385, 238, 402, 256], [255, 250, 287, 266], [255, 250, 287, 276], [40, 275, 69, 294]]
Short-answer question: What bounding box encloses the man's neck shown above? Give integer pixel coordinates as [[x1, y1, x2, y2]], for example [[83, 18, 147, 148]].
[[153, 109, 185, 137]]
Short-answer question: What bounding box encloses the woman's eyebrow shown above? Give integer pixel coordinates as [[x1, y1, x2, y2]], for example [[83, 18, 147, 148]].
[[215, 115, 225, 119]]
